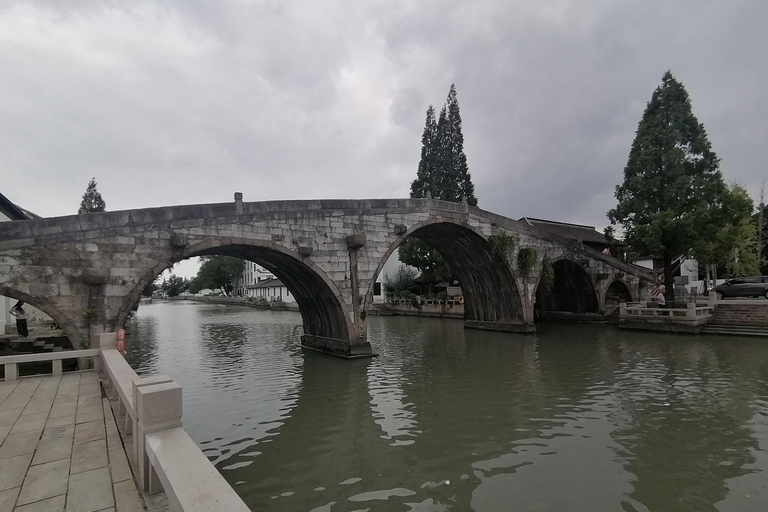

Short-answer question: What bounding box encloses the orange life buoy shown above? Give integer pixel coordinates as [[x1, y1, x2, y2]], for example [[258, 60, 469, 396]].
[[458, 296, 464, 305]]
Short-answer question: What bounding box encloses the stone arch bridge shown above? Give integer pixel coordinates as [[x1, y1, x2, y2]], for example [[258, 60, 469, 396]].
[[0, 197, 654, 357]]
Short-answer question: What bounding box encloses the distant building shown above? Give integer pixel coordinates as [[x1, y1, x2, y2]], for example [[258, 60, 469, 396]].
[[251, 277, 295, 303]]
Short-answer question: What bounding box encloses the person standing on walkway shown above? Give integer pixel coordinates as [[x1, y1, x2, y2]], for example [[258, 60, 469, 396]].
[[9, 301, 28, 337]]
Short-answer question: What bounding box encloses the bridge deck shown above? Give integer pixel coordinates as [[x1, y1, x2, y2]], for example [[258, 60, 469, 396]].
[[0, 372, 148, 511]]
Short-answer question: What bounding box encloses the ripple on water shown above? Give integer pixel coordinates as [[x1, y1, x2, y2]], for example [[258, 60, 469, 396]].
[[127, 306, 768, 512]]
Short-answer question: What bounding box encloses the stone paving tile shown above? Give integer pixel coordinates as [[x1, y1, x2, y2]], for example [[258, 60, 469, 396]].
[[9, 413, 48, 436], [0, 431, 40, 459], [0, 487, 20, 512], [74, 421, 105, 445], [22, 397, 55, 416], [66, 467, 114, 512], [16, 458, 70, 506], [49, 403, 77, 419], [0, 408, 23, 428], [0, 381, 20, 403], [0, 380, 40, 411], [77, 395, 102, 409], [113, 480, 144, 512], [32, 435, 73, 466], [45, 415, 76, 429], [0, 426, 11, 446], [107, 445, 132, 485], [41, 423, 75, 443], [14, 495, 66, 512], [0, 453, 32, 492], [71, 439, 108, 475], [75, 405, 103, 425]]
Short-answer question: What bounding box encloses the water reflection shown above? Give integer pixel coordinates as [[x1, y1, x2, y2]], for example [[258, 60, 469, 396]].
[[127, 302, 768, 511]]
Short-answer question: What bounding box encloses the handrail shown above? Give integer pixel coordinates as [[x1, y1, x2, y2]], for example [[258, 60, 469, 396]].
[[96, 332, 250, 512], [0, 348, 101, 381]]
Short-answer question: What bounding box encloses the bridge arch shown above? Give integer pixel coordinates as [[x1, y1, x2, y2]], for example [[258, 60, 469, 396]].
[[534, 258, 599, 320], [0, 286, 81, 347], [367, 219, 526, 327], [603, 279, 633, 307], [115, 238, 352, 345]]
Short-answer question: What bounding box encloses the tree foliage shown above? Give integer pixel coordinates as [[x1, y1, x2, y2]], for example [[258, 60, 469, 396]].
[[78, 177, 106, 214], [161, 275, 188, 297], [142, 277, 160, 298], [401, 84, 477, 284], [608, 71, 724, 300], [383, 266, 418, 297], [694, 184, 762, 278], [188, 256, 245, 295]]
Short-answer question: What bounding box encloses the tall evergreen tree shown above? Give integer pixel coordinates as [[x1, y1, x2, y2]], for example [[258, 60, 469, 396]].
[[78, 177, 106, 214], [401, 84, 477, 286], [609, 71, 724, 301], [410, 105, 438, 199]]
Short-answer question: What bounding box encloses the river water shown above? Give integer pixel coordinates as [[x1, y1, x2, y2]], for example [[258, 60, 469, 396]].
[[126, 300, 768, 512]]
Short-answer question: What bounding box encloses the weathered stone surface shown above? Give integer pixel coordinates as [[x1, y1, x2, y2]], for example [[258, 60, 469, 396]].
[[83, 268, 110, 285], [0, 198, 654, 355]]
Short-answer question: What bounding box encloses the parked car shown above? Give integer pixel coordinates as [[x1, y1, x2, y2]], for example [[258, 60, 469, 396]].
[[711, 276, 768, 299]]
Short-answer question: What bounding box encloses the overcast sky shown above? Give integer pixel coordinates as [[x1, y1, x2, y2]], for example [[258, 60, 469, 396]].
[[2, 0, 766, 234]]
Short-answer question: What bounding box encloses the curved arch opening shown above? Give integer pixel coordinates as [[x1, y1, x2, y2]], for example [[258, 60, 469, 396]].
[[116, 242, 351, 344], [534, 259, 599, 321], [605, 280, 632, 307], [0, 286, 82, 349], [368, 221, 525, 326]]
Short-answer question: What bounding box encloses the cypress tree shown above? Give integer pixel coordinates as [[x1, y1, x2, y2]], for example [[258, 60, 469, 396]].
[[402, 84, 477, 286], [78, 177, 106, 214], [609, 71, 724, 301], [410, 105, 438, 199]]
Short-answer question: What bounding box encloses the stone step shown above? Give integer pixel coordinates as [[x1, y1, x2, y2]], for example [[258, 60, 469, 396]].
[[700, 327, 768, 338]]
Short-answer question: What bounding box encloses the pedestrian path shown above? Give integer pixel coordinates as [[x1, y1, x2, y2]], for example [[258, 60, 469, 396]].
[[0, 372, 145, 512]]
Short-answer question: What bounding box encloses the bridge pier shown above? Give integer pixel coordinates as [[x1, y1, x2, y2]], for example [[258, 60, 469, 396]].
[[300, 335, 375, 359]]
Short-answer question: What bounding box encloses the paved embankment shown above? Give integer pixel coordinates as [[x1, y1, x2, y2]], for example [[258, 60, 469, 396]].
[[701, 300, 768, 337], [0, 372, 146, 511]]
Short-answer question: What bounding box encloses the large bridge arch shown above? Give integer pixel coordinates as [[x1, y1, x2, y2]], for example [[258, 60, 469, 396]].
[[115, 238, 354, 349], [534, 258, 600, 321], [365, 219, 528, 330], [0, 286, 81, 346]]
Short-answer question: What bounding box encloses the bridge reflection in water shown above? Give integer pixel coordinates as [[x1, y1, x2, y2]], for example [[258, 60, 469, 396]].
[[126, 301, 768, 512]]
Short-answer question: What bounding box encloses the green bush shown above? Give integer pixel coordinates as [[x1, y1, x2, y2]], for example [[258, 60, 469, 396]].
[[541, 256, 555, 293], [489, 233, 517, 261], [517, 247, 539, 276]]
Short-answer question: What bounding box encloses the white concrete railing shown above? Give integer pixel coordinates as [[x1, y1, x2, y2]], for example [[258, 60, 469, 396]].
[[620, 302, 715, 320], [95, 332, 250, 512], [0, 349, 101, 381]]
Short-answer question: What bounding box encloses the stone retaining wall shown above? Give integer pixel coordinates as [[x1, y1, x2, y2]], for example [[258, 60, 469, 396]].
[[710, 302, 768, 325]]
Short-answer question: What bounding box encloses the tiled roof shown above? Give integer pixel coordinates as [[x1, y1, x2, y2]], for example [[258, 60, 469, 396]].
[[0, 192, 39, 220], [519, 217, 609, 245]]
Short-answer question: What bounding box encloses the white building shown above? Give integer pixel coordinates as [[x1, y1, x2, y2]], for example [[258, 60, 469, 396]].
[[235, 261, 299, 302], [252, 278, 295, 303]]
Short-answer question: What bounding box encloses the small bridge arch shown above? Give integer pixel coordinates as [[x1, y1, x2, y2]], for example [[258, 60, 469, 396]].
[[365, 219, 527, 328]]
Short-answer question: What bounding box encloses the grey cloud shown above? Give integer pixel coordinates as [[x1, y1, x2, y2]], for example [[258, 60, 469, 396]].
[[0, 0, 765, 233]]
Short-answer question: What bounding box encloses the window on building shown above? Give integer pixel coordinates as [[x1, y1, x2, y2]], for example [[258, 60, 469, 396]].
[[374, 282, 382, 296]]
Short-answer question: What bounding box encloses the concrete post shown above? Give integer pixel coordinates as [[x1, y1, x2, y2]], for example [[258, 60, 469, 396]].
[[234, 192, 244, 215], [132, 375, 173, 462], [686, 302, 696, 319], [97, 333, 117, 396], [135, 381, 182, 493], [619, 303, 627, 317]]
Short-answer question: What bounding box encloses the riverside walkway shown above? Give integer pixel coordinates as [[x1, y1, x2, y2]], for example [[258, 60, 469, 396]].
[[0, 372, 145, 511], [0, 333, 250, 512]]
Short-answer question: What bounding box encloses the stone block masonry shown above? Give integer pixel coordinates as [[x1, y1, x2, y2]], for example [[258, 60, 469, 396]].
[[0, 197, 655, 358]]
